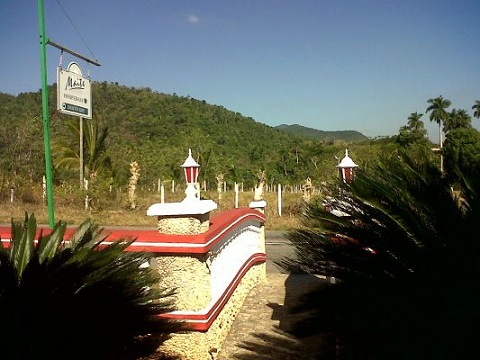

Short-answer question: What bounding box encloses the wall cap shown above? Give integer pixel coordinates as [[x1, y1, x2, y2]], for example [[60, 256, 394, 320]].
[[147, 199, 217, 216], [249, 200, 267, 208]]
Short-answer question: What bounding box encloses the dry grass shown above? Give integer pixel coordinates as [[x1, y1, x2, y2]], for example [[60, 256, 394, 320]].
[[0, 188, 305, 230]]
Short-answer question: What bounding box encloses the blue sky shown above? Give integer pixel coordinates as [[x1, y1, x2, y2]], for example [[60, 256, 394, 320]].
[[1, 0, 479, 141]]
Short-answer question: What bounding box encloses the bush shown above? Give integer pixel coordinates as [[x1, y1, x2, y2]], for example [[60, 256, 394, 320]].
[[0, 214, 182, 360], [281, 153, 480, 359]]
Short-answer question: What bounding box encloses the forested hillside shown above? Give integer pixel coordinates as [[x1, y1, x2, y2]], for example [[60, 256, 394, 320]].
[[0, 82, 393, 194], [276, 124, 368, 142]]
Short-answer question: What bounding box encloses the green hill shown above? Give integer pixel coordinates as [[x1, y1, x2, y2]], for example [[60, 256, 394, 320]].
[[276, 124, 368, 142], [0, 83, 389, 192]]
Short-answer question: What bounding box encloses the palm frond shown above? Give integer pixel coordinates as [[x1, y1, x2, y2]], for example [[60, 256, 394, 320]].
[[281, 151, 480, 358], [0, 214, 182, 360]]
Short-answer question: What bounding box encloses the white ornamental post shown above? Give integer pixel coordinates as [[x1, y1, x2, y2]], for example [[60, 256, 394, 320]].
[[181, 149, 200, 202], [337, 149, 358, 183]]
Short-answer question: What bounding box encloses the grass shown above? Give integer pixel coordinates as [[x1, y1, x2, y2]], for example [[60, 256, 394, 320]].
[[0, 187, 305, 230]]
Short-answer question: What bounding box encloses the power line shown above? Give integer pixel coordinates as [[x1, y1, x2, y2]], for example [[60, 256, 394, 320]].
[[55, 0, 99, 63]]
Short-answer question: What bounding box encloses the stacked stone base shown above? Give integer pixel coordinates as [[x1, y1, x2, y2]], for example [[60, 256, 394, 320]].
[[159, 263, 266, 359]]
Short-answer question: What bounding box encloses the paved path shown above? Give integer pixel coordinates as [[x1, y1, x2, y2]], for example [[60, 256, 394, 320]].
[[216, 273, 328, 359], [216, 233, 335, 359]]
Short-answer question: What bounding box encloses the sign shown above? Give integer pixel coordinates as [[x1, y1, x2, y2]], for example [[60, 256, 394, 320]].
[[57, 62, 92, 119]]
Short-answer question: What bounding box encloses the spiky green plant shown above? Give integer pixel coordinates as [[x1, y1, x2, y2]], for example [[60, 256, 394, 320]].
[[280, 152, 480, 359], [0, 214, 182, 360]]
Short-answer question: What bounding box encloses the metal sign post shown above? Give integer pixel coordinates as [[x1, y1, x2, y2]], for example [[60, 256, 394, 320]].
[[57, 62, 91, 189], [37, 0, 100, 227], [38, 0, 55, 227]]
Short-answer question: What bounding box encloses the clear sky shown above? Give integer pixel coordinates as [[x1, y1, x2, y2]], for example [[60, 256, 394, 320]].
[[1, 0, 479, 141]]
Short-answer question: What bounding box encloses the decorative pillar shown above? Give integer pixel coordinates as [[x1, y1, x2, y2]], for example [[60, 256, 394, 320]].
[[147, 149, 217, 310], [144, 149, 267, 359]]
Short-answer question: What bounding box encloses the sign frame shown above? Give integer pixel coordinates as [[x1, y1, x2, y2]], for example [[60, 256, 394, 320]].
[[57, 62, 92, 119]]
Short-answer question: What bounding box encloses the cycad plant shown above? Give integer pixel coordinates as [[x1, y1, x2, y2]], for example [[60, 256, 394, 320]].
[[0, 214, 182, 360], [281, 152, 480, 359]]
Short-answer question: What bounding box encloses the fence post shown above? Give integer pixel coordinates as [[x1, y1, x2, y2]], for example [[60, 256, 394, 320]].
[[42, 175, 47, 202], [278, 184, 282, 217], [234, 182, 239, 208]]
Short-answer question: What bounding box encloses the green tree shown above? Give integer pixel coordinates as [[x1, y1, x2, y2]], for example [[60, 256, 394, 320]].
[[406, 111, 424, 130], [53, 118, 112, 182], [426, 95, 451, 173], [396, 112, 428, 147], [472, 100, 480, 119], [443, 108, 471, 133], [426, 95, 451, 147], [443, 127, 480, 184], [0, 214, 182, 360], [281, 152, 480, 359]]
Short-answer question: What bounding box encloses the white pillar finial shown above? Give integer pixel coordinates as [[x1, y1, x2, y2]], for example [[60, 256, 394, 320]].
[[345, 148, 349, 157]]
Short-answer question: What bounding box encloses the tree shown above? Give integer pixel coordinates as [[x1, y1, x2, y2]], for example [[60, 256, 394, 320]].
[[443, 108, 471, 133], [443, 127, 480, 184], [426, 95, 451, 146], [0, 214, 182, 360], [53, 118, 112, 183], [396, 112, 428, 148], [406, 111, 424, 130], [280, 152, 480, 359], [426, 95, 452, 172], [472, 100, 480, 119]]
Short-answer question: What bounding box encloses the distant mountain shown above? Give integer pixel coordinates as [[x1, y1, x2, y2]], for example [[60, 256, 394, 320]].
[[276, 124, 368, 142]]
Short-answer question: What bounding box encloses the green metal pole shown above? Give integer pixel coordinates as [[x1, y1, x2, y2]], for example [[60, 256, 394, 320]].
[[38, 0, 55, 227]]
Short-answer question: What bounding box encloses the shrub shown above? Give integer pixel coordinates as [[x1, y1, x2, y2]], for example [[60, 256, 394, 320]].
[[0, 214, 182, 360], [281, 153, 480, 359]]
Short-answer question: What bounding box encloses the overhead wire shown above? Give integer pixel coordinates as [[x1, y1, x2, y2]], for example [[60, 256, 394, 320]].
[[54, 0, 99, 64]]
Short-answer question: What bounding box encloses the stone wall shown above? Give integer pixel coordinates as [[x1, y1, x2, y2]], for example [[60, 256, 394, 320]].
[[160, 262, 266, 359], [153, 254, 211, 311], [148, 207, 267, 360], [157, 213, 210, 235]]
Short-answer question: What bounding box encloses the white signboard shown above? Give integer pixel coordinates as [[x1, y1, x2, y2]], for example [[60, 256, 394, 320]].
[[57, 62, 92, 119]]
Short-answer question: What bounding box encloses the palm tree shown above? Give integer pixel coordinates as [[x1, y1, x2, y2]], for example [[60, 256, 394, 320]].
[[280, 152, 480, 359], [426, 96, 452, 172], [53, 118, 112, 183], [426, 96, 451, 146], [406, 111, 424, 130], [472, 100, 480, 119], [396, 112, 428, 148], [444, 108, 471, 133], [0, 214, 182, 360]]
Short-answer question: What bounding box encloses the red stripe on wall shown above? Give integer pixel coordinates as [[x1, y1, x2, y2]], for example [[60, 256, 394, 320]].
[[0, 207, 266, 254], [162, 252, 267, 331]]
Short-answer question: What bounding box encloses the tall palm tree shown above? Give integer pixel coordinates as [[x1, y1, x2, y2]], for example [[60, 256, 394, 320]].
[[426, 95, 452, 173], [0, 214, 182, 360], [426, 95, 451, 147], [472, 100, 480, 119], [406, 111, 424, 130], [280, 152, 480, 359]]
